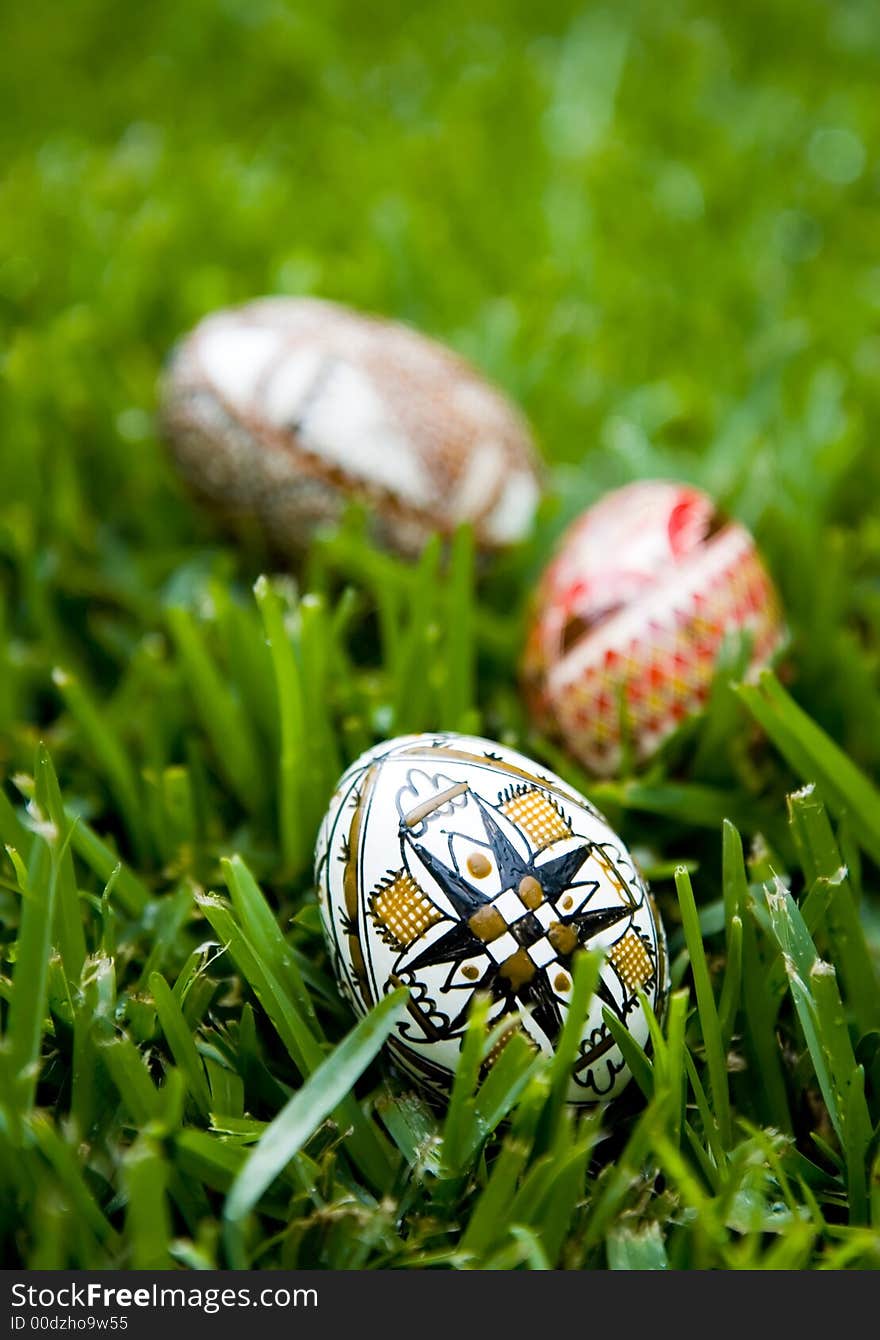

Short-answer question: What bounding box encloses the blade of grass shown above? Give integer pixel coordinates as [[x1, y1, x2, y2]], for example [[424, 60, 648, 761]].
[[205, 1056, 244, 1120], [174, 1129, 248, 1195], [442, 525, 475, 729], [663, 988, 689, 1150], [788, 785, 880, 1034], [675, 866, 732, 1147], [844, 1064, 870, 1225], [441, 993, 491, 1172], [718, 914, 743, 1050], [196, 892, 318, 1076], [34, 745, 86, 990], [166, 605, 264, 816], [588, 778, 769, 833], [97, 1035, 163, 1126], [460, 1138, 530, 1257], [721, 819, 748, 951], [197, 890, 394, 1188], [297, 593, 342, 814], [763, 882, 870, 1150], [7, 832, 56, 1113], [0, 786, 32, 858], [465, 1033, 543, 1165], [150, 972, 211, 1118], [740, 891, 791, 1131], [221, 855, 321, 1036], [684, 1048, 725, 1172], [52, 668, 147, 860], [28, 1112, 120, 1248], [223, 987, 407, 1264], [607, 1221, 668, 1270], [135, 884, 192, 990], [393, 535, 441, 731], [71, 953, 115, 1137], [737, 670, 880, 865], [254, 575, 308, 876], [536, 948, 602, 1151], [66, 813, 150, 917], [124, 1136, 172, 1268], [522, 1135, 591, 1265], [602, 1005, 654, 1099]]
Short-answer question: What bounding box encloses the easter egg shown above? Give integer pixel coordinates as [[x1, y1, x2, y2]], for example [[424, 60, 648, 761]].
[[522, 480, 786, 776], [314, 732, 667, 1105], [160, 297, 541, 557]]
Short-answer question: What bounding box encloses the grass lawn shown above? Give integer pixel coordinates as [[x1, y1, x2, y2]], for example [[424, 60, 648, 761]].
[[2, 0, 880, 1269]]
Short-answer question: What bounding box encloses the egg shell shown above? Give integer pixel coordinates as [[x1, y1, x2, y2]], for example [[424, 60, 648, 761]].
[[160, 297, 541, 557], [522, 480, 786, 776], [314, 732, 667, 1105]]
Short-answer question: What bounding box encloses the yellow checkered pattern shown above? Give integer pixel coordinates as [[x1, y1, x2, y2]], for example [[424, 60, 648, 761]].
[[610, 930, 654, 991], [371, 870, 441, 947], [500, 788, 572, 849]]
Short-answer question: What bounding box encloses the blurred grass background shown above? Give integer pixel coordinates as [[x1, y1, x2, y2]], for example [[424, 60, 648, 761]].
[[1, 0, 880, 1269], [4, 0, 880, 763]]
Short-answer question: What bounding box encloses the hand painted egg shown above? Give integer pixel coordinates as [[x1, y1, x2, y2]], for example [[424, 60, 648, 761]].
[[160, 297, 541, 557], [314, 732, 667, 1105], [522, 480, 786, 776]]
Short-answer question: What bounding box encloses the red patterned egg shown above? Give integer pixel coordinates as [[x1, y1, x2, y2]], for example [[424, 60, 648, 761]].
[[315, 732, 667, 1105], [522, 481, 786, 775], [160, 297, 541, 557]]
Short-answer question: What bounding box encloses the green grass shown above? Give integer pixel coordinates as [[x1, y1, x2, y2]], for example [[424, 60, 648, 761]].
[[2, 0, 880, 1269]]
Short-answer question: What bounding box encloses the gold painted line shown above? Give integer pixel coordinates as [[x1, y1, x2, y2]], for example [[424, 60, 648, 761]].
[[402, 781, 468, 828], [344, 765, 379, 1007]]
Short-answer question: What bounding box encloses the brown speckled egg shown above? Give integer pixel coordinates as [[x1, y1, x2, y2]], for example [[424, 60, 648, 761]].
[[160, 297, 541, 557], [522, 481, 786, 776]]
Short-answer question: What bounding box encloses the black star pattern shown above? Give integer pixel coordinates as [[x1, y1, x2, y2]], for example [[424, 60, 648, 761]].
[[396, 791, 634, 1046]]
